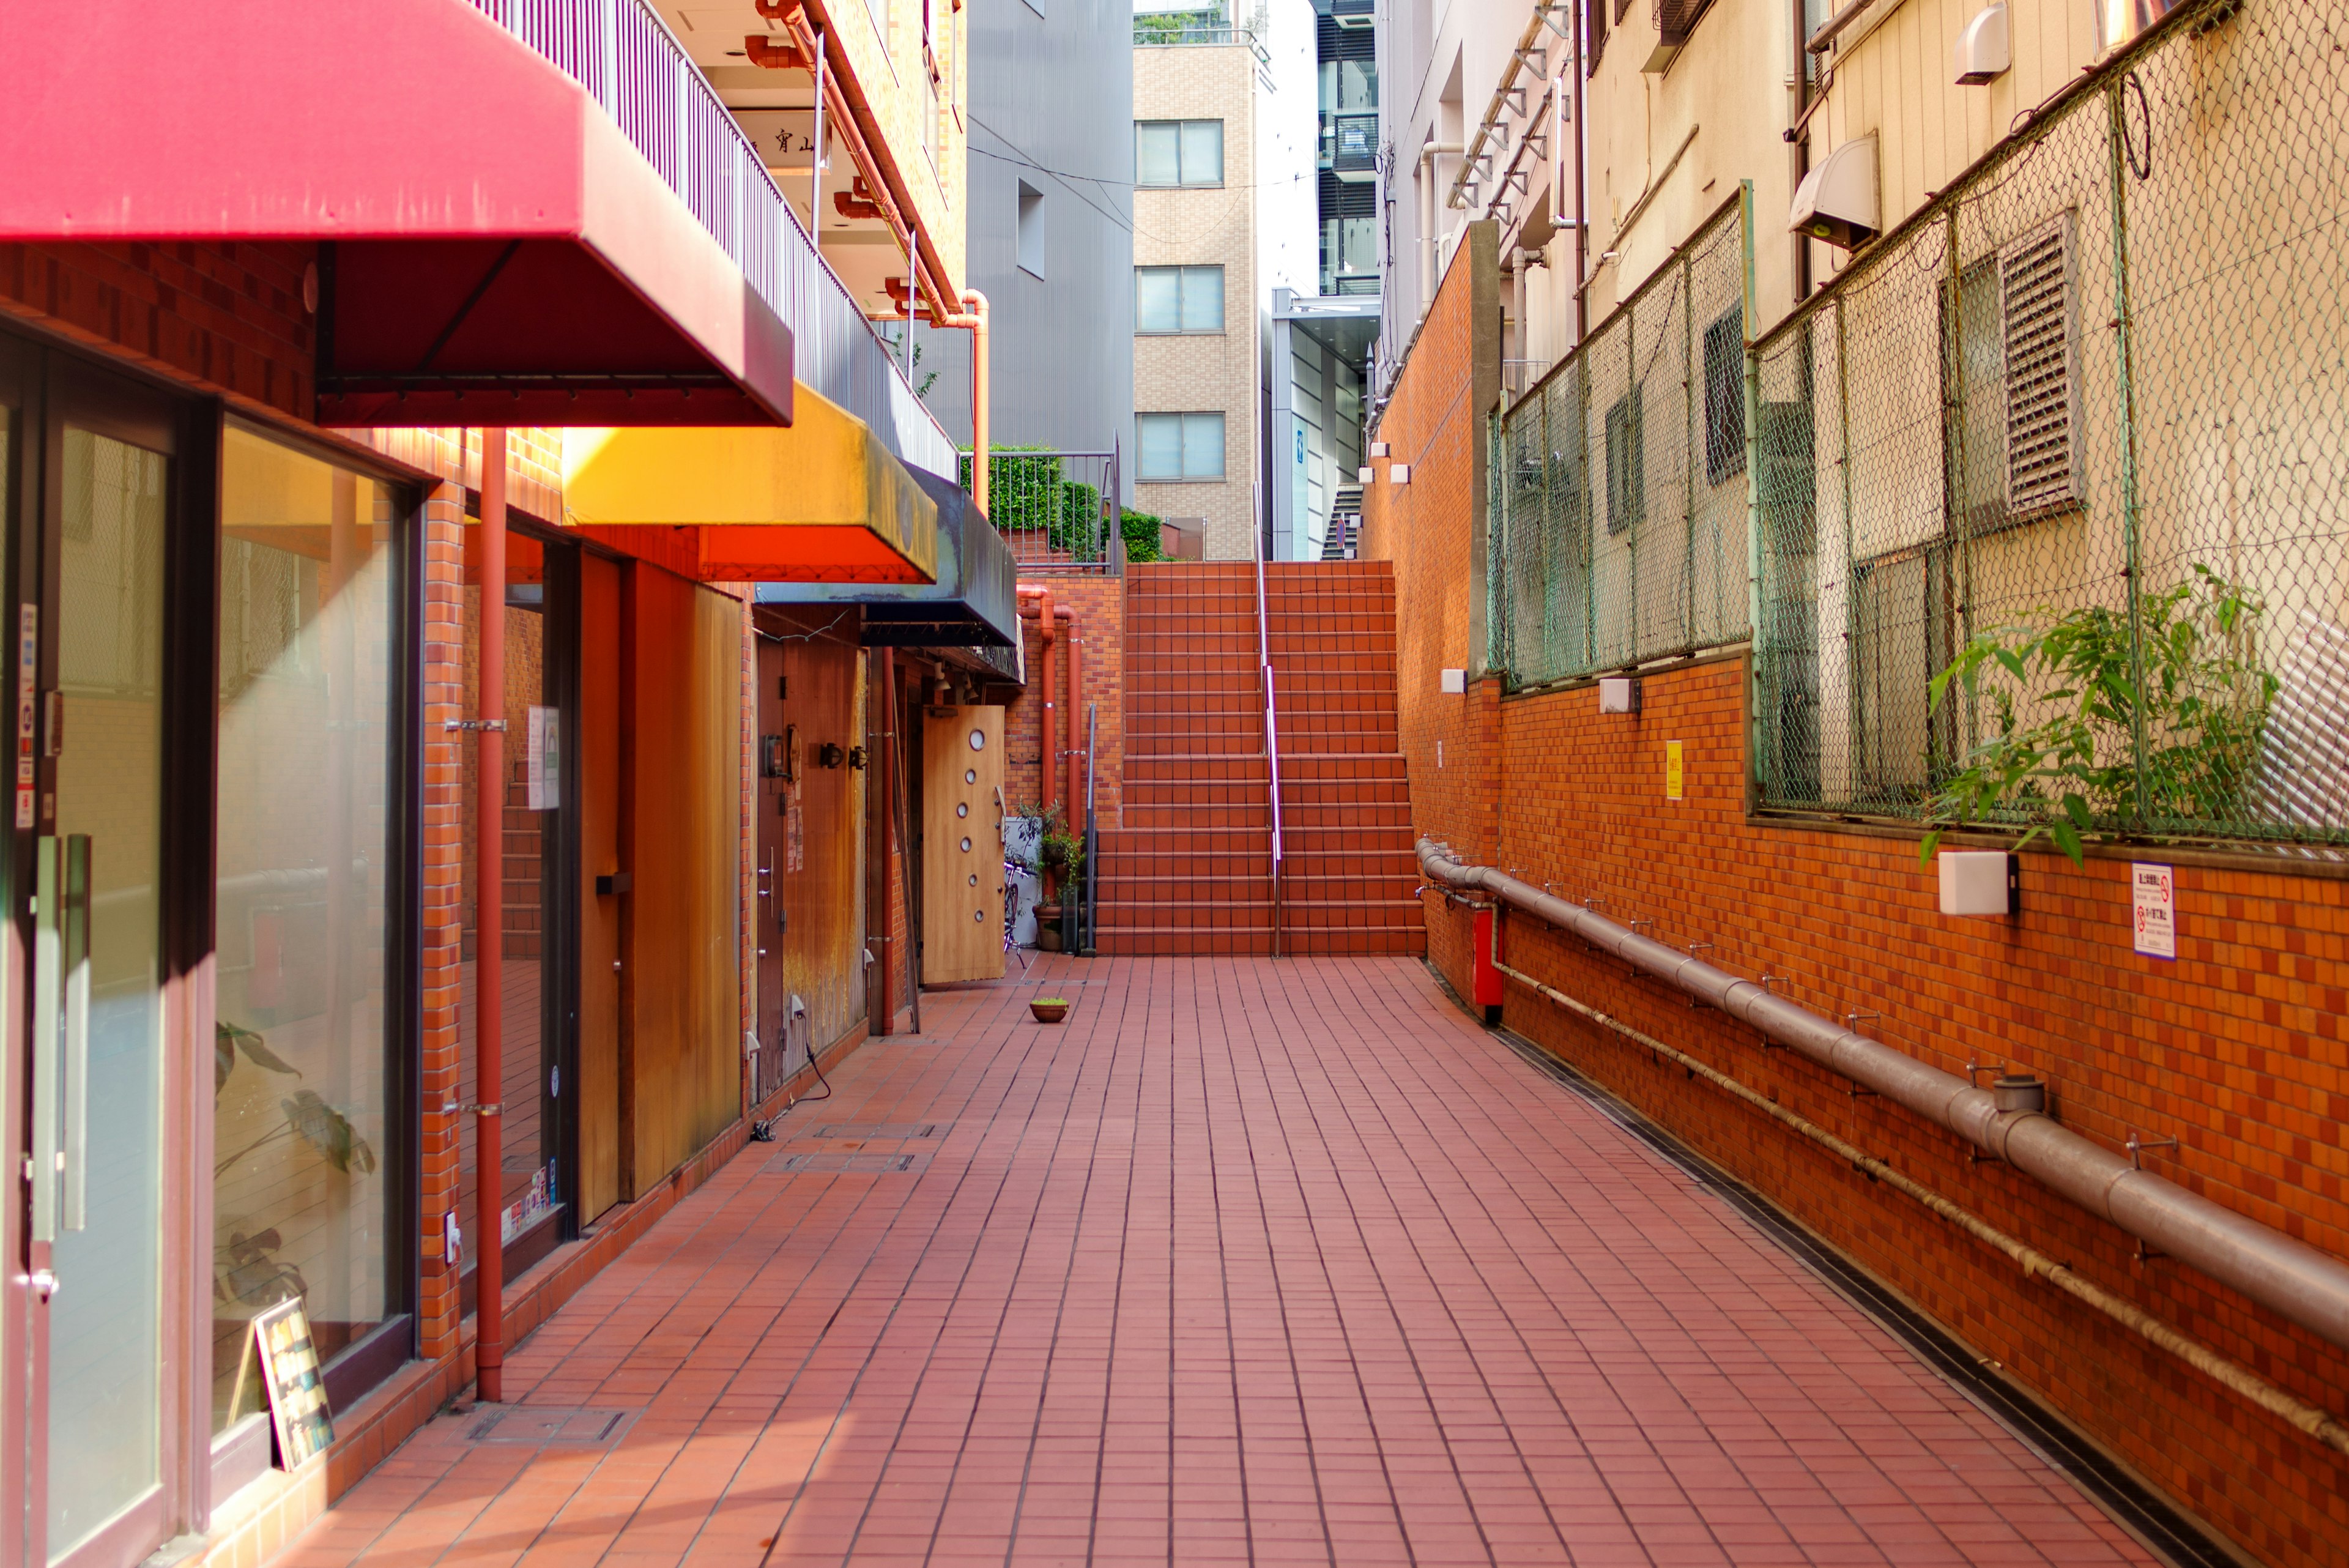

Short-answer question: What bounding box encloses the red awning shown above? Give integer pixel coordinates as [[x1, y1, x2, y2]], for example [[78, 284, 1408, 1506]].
[[0, 0, 792, 428]]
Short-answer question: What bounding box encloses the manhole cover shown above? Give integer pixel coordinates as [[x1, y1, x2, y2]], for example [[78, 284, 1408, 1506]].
[[468, 1407, 637, 1446], [806, 1123, 947, 1140], [765, 1150, 933, 1175]]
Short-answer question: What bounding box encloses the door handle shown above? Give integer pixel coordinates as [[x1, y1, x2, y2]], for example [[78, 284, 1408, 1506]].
[[33, 836, 92, 1240], [31, 836, 59, 1243], [61, 834, 89, 1233]]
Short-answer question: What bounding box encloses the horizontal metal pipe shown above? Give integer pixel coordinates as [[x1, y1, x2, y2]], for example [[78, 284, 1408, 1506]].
[[1418, 839, 2349, 1356], [1489, 953, 2349, 1457]]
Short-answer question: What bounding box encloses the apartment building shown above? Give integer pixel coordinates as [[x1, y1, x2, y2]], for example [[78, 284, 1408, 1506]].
[[1366, 3, 2349, 1566], [0, 4, 1028, 1566], [1130, 20, 1269, 559]]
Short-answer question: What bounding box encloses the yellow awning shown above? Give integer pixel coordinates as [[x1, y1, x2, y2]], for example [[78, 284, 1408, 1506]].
[[558, 387, 940, 584]]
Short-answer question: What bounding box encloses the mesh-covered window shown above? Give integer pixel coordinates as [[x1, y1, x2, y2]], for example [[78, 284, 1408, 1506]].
[[1702, 308, 1745, 486]]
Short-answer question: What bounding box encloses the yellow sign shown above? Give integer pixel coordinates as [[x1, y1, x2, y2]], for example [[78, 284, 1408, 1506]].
[[1664, 740, 1685, 801]]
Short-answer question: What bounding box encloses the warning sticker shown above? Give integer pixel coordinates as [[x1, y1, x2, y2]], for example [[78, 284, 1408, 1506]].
[[1664, 740, 1685, 801], [2131, 863, 2176, 959]]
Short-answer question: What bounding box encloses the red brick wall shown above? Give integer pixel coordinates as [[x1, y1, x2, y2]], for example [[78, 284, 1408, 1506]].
[[1363, 225, 1502, 868], [0, 241, 314, 419], [1003, 577, 1125, 828], [1427, 653, 2349, 1568]]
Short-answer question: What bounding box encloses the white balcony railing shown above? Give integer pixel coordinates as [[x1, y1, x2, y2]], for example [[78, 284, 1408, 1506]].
[[471, 0, 957, 478]]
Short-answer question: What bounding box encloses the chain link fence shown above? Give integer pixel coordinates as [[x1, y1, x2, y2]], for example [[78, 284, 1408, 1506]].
[[1753, 0, 2348, 849], [1493, 198, 1750, 686]]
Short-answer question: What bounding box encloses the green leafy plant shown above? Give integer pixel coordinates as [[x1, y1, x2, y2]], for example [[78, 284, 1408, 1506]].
[[1122, 507, 1165, 564], [1920, 564, 2276, 867], [960, 446, 1113, 560], [1014, 801, 1085, 886]]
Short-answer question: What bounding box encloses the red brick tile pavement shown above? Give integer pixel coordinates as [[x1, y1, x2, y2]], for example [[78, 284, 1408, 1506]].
[[280, 957, 2158, 1568]]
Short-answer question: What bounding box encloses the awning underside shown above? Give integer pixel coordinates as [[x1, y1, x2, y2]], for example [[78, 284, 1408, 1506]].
[[559, 392, 940, 584]]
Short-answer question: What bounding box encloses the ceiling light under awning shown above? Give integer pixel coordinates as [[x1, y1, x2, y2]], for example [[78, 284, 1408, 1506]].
[[558, 389, 941, 584]]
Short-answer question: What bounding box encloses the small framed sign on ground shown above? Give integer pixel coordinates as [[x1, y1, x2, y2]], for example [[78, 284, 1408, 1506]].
[[251, 1296, 335, 1470]]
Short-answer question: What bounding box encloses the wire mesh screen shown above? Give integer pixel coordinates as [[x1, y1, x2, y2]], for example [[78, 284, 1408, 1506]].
[[1494, 199, 1750, 685], [1754, 0, 2349, 849]]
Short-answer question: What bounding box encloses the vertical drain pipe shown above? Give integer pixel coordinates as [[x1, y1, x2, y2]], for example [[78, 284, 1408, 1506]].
[[474, 428, 508, 1404]]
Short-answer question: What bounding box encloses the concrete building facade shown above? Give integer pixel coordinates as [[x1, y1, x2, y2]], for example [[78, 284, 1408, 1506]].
[[913, 0, 1137, 464]]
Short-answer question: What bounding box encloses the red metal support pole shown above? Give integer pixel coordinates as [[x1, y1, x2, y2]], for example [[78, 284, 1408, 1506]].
[[475, 428, 508, 1403], [874, 646, 894, 1035]]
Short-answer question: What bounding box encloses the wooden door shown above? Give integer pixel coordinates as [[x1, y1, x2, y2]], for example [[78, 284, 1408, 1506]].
[[576, 554, 622, 1222], [920, 705, 1004, 984]]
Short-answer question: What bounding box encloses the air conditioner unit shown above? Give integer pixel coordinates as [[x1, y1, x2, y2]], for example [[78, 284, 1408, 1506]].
[[1788, 135, 1878, 250], [1954, 1, 2009, 83], [2093, 0, 2185, 58]]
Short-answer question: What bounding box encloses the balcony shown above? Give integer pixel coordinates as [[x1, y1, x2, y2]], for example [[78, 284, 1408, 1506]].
[[1331, 111, 1379, 181], [470, 0, 954, 474]]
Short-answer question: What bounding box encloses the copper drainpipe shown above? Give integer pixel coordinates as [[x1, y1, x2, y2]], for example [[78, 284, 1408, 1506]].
[[1016, 585, 1057, 823], [1059, 606, 1080, 816], [872, 646, 895, 1035], [474, 427, 508, 1403], [931, 291, 991, 516]]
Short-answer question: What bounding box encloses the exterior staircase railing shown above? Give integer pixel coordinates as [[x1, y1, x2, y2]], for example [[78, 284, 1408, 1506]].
[[1255, 532, 1283, 955]]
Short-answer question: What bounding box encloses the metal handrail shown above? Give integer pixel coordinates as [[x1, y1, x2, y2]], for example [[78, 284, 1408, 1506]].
[[469, 0, 956, 475], [1255, 526, 1283, 954], [1082, 700, 1100, 955]]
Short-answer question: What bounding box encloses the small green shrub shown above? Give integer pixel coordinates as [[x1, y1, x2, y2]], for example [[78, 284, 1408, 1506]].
[[1920, 564, 2276, 866]]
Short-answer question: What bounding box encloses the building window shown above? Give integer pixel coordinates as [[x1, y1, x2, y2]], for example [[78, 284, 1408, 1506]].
[[1943, 212, 2084, 531], [1136, 119, 1224, 187], [1604, 390, 1643, 535], [1702, 308, 1746, 486], [1137, 266, 1224, 333], [1138, 412, 1226, 480], [1017, 181, 1045, 278], [213, 424, 404, 1435]]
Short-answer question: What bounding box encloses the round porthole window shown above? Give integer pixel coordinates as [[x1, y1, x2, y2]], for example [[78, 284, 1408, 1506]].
[[968, 728, 987, 751], [965, 768, 977, 785], [960, 836, 973, 852], [956, 801, 968, 818], [968, 872, 979, 886], [974, 908, 985, 921]]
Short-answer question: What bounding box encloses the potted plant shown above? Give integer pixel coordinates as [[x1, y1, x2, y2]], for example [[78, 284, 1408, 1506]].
[[1030, 996, 1071, 1023], [1024, 804, 1084, 951]]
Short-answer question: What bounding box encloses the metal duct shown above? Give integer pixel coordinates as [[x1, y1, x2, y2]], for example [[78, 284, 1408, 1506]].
[[1417, 838, 2349, 1355]]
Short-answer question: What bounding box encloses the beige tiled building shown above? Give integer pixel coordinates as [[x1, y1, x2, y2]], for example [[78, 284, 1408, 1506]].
[[1133, 35, 1264, 560]]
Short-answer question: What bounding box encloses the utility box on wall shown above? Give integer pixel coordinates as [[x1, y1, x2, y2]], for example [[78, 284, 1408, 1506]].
[[1598, 676, 1640, 715], [1938, 850, 2019, 916]]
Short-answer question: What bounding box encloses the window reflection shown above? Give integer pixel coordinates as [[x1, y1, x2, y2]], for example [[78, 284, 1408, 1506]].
[[211, 426, 396, 1432]]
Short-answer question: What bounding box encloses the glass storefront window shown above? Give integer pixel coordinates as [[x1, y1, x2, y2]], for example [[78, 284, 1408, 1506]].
[[211, 426, 398, 1433]]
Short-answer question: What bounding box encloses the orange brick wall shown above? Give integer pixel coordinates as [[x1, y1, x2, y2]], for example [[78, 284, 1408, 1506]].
[[1364, 224, 1502, 868], [1003, 577, 1125, 828], [1413, 652, 2349, 1568], [0, 241, 314, 419]]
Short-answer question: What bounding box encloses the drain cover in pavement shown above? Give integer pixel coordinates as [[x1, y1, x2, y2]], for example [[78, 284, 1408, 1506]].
[[765, 1150, 933, 1175], [806, 1123, 947, 1140], [468, 1407, 637, 1445]]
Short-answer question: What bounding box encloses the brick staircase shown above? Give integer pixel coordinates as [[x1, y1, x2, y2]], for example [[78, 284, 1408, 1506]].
[[1095, 560, 1423, 957]]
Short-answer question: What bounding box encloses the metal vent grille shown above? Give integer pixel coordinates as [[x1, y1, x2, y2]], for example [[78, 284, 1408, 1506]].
[[1999, 214, 2083, 516]]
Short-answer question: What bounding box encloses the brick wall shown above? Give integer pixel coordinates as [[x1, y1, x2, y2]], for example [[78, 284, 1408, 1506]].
[[1362, 224, 1502, 868], [1003, 577, 1126, 828], [0, 241, 314, 419], [1401, 627, 2349, 1566]]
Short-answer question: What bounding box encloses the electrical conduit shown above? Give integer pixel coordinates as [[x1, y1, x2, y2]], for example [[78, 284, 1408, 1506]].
[[1416, 840, 2349, 1360], [1488, 951, 2349, 1457]]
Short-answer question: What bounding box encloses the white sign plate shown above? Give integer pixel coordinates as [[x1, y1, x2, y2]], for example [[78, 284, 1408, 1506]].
[[2131, 863, 2176, 959]]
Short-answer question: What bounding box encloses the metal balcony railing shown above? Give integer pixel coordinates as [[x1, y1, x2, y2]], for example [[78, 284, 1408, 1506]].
[[469, 0, 956, 478]]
